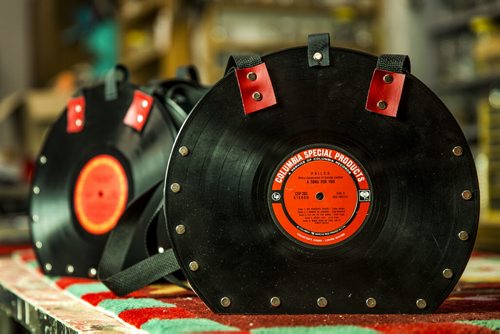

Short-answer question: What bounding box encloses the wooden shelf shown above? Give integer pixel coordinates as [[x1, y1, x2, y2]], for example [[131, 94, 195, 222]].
[[429, 2, 500, 36]]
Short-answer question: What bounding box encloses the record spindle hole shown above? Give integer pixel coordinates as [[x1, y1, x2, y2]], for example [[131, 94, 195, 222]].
[[315, 192, 324, 201]]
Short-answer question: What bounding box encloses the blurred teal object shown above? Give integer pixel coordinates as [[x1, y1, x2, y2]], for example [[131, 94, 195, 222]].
[[85, 19, 118, 77]]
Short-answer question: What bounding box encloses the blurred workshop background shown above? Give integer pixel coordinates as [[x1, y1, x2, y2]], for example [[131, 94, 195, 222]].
[[0, 0, 500, 252]]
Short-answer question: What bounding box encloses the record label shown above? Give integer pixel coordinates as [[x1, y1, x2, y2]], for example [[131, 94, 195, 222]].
[[73, 154, 128, 235], [270, 147, 371, 246]]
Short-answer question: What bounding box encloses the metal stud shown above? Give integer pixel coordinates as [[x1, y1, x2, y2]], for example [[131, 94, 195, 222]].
[[317, 297, 328, 308], [247, 72, 257, 81], [158, 247, 164, 253], [452, 146, 463, 157], [32, 215, 39, 222], [377, 100, 387, 110], [366, 297, 377, 308], [33, 186, 40, 195], [137, 114, 144, 123], [40, 156, 47, 164], [220, 297, 231, 308], [35, 241, 42, 249], [179, 146, 190, 157], [383, 74, 393, 84], [252, 92, 263, 101], [88, 268, 97, 278], [189, 261, 199, 272], [313, 52, 323, 61], [175, 225, 186, 235], [170, 183, 181, 193], [270, 297, 281, 307], [461, 190, 472, 200], [141, 100, 149, 108], [416, 298, 427, 309], [75, 105, 82, 113], [66, 265, 74, 274], [75, 119, 82, 127], [442, 268, 453, 279], [44, 263, 52, 272], [458, 230, 469, 241]]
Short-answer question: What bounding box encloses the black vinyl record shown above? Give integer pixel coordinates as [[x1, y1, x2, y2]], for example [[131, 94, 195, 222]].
[[164, 46, 479, 314], [30, 79, 177, 278]]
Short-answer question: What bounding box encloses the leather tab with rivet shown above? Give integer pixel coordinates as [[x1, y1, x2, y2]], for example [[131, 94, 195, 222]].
[[123, 90, 154, 132], [66, 96, 86, 133], [235, 62, 277, 115], [308, 33, 330, 67], [365, 54, 410, 118]]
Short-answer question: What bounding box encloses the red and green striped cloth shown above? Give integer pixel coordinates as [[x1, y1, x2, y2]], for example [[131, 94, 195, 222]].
[[19, 251, 500, 333]]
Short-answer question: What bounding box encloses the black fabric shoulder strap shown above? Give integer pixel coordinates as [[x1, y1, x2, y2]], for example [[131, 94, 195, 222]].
[[224, 55, 263, 75], [376, 54, 411, 73], [98, 182, 181, 296]]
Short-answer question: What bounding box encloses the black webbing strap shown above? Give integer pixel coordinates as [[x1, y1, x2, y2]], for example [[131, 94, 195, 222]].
[[175, 65, 200, 83], [376, 54, 411, 73], [104, 64, 129, 101], [164, 98, 188, 129], [308, 33, 331, 67], [224, 55, 263, 75], [98, 182, 181, 296]]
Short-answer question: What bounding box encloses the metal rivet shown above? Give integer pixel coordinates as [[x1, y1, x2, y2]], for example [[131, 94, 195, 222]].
[[35, 241, 42, 249], [458, 230, 469, 241], [32, 215, 39, 222], [189, 261, 199, 272], [176, 225, 186, 235], [75, 105, 82, 112], [179, 146, 190, 157], [416, 298, 427, 309], [88, 268, 97, 278], [377, 100, 387, 110], [461, 190, 472, 200], [247, 72, 257, 81], [33, 186, 40, 194], [270, 297, 281, 307], [170, 183, 181, 193], [44, 263, 52, 272], [158, 247, 164, 253], [40, 156, 47, 164], [383, 74, 393, 83], [317, 297, 328, 308], [313, 52, 323, 61], [141, 100, 149, 108], [66, 265, 74, 274], [252, 92, 262, 101], [75, 119, 82, 127], [220, 297, 231, 308], [366, 297, 377, 308], [137, 114, 144, 123], [442, 268, 453, 279], [452, 146, 463, 156]]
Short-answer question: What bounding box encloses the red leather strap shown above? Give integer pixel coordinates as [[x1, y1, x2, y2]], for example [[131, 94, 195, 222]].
[[365, 69, 405, 118], [66, 96, 85, 133], [123, 90, 154, 132], [235, 63, 276, 115]]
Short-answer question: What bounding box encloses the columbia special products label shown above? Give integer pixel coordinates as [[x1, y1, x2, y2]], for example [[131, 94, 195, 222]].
[[73, 154, 128, 235], [270, 147, 371, 246]]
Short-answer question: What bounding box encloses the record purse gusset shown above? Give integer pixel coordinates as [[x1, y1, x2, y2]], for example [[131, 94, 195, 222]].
[[29, 65, 181, 278], [163, 33, 480, 314]]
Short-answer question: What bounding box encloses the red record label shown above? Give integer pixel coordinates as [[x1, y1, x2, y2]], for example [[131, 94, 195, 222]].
[[73, 154, 128, 235], [270, 147, 371, 246]]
